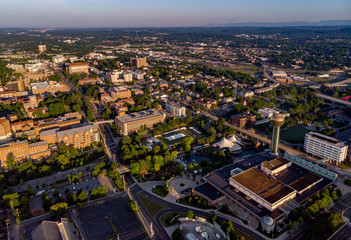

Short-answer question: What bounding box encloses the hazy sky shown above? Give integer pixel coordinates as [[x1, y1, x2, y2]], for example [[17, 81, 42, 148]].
[[0, 0, 350, 27]]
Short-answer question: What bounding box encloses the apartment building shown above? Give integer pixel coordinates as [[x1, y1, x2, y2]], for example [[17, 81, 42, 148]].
[[232, 112, 256, 128], [0, 117, 11, 139], [40, 124, 100, 148], [166, 102, 186, 117], [115, 109, 165, 136], [38, 45, 47, 53], [0, 140, 50, 166], [132, 71, 145, 80], [68, 62, 89, 74], [130, 57, 148, 68], [304, 132, 348, 163], [106, 70, 132, 84], [109, 86, 131, 100]]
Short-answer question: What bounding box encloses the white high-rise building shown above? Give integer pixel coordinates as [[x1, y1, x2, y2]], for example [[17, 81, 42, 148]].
[[166, 102, 186, 117], [304, 132, 348, 163]]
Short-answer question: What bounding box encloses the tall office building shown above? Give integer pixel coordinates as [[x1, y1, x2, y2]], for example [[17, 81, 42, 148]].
[[38, 45, 47, 53], [304, 132, 348, 163], [270, 113, 285, 155]]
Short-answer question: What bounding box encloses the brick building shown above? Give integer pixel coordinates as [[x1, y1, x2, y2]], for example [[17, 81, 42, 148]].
[[232, 112, 256, 128], [109, 86, 131, 100], [130, 57, 148, 68], [68, 62, 89, 74], [0, 140, 50, 166], [40, 124, 100, 148], [0, 117, 11, 140]]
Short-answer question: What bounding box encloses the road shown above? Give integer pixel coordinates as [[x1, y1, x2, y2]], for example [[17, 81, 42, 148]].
[[58, 71, 117, 159]]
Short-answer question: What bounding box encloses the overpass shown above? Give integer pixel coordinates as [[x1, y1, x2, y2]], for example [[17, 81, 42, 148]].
[[95, 120, 114, 125], [315, 93, 351, 107]]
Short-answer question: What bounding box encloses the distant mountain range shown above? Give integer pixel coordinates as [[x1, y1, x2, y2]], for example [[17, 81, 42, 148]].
[[205, 20, 351, 27]]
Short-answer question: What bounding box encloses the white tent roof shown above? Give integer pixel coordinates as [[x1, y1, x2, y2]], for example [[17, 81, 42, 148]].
[[227, 135, 243, 145], [231, 143, 242, 151], [217, 137, 234, 149]]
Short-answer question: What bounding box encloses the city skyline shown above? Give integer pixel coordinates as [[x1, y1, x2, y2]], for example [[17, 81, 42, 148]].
[[0, 0, 350, 28]]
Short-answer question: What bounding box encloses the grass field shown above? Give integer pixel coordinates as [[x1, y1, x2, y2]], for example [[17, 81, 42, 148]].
[[281, 125, 310, 143], [152, 185, 169, 198], [137, 193, 165, 217]]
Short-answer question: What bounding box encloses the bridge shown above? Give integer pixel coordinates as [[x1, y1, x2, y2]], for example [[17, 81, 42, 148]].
[[315, 93, 351, 107], [95, 120, 114, 125]]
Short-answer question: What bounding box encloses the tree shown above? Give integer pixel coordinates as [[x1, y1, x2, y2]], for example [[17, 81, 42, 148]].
[[128, 200, 139, 211], [57, 154, 70, 167], [50, 202, 68, 217], [130, 162, 141, 175], [209, 212, 217, 223], [3, 193, 20, 210], [78, 191, 89, 203], [186, 210, 194, 219], [6, 153, 15, 170]]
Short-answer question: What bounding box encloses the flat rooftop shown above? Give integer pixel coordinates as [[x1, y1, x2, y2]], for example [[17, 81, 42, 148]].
[[116, 109, 164, 123], [307, 132, 345, 147], [231, 168, 295, 204], [261, 158, 290, 171], [288, 172, 321, 192], [193, 183, 224, 201]]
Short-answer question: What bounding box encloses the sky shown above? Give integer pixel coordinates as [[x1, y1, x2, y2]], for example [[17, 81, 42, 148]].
[[0, 0, 350, 28]]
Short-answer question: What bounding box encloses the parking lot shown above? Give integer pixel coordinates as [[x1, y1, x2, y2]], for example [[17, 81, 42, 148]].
[[70, 193, 147, 240], [331, 192, 351, 220]]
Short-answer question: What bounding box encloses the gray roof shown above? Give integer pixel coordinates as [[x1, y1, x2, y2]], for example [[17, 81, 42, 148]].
[[28, 141, 48, 148], [57, 124, 97, 138], [116, 109, 164, 123], [31, 221, 62, 240], [40, 128, 59, 137]]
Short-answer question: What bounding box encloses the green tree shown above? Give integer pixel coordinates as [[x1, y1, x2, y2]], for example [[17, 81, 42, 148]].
[[3, 193, 20, 210], [78, 191, 89, 203], [128, 200, 139, 211], [186, 210, 194, 219], [50, 202, 68, 217], [6, 153, 15, 170], [130, 162, 141, 175]]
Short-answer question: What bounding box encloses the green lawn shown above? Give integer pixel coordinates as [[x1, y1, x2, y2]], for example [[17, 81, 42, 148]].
[[137, 193, 165, 217], [152, 185, 169, 198], [280, 125, 310, 143]]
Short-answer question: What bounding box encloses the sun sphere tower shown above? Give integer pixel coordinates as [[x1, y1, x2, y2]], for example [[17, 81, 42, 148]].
[[270, 113, 285, 155]]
